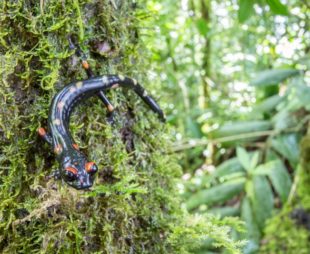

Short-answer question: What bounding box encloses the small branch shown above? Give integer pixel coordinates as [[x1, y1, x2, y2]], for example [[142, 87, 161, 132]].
[[172, 117, 310, 152]]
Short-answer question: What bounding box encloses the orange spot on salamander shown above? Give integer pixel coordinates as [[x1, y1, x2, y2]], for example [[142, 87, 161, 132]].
[[73, 143, 79, 150], [38, 127, 46, 136], [76, 81, 83, 89], [82, 60, 89, 69], [54, 144, 63, 154], [107, 104, 114, 112]]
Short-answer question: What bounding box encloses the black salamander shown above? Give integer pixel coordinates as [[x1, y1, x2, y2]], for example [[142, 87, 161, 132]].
[[38, 75, 165, 190]]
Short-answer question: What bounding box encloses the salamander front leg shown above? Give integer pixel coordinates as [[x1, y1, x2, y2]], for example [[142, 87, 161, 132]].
[[47, 170, 61, 180], [38, 127, 52, 146]]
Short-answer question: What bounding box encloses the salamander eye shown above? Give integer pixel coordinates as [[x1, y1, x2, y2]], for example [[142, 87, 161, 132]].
[[85, 162, 98, 174], [64, 167, 78, 181]]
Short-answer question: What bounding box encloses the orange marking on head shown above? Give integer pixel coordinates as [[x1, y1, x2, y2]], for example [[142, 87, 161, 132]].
[[72, 143, 79, 150], [66, 166, 78, 175], [38, 127, 46, 136], [82, 60, 89, 69], [85, 162, 95, 173], [54, 144, 63, 154]]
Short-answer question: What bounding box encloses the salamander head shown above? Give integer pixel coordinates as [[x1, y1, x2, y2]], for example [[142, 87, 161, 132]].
[[61, 151, 98, 190]]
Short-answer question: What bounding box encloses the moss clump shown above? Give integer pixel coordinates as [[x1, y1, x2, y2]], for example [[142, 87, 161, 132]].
[[259, 133, 310, 254]]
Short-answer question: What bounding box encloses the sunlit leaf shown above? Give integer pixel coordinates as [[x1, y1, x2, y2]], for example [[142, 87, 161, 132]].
[[252, 95, 283, 114], [250, 151, 260, 170], [238, 0, 255, 23], [195, 18, 209, 36], [266, 0, 289, 15], [237, 147, 251, 171], [250, 69, 299, 87], [214, 157, 245, 177], [186, 179, 245, 210]]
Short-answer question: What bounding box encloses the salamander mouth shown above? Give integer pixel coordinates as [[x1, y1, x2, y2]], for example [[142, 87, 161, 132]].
[[67, 181, 93, 190]]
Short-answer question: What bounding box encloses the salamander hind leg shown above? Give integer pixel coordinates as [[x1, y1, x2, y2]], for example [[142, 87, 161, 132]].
[[97, 90, 115, 124]]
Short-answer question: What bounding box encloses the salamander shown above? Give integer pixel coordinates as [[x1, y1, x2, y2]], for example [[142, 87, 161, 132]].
[[38, 75, 165, 190]]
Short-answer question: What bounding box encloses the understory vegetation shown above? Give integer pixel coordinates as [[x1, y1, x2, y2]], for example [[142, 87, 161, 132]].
[[146, 0, 309, 253]]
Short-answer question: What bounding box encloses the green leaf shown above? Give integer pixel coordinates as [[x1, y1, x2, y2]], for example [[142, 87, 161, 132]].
[[211, 121, 272, 138], [254, 160, 292, 203], [237, 147, 251, 171], [250, 176, 274, 231], [195, 18, 209, 36], [240, 197, 260, 252], [266, 0, 289, 15], [214, 157, 245, 177], [272, 109, 296, 131], [186, 179, 245, 210], [238, 0, 255, 23], [252, 95, 283, 114], [208, 206, 240, 218], [250, 151, 260, 170], [271, 133, 300, 167], [268, 161, 292, 203], [250, 69, 299, 87]]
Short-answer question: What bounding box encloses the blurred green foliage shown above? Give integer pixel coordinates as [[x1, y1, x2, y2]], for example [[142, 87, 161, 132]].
[[146, 0, 310, 253]]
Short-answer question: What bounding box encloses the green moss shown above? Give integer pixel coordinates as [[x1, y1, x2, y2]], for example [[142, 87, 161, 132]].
[[259, 133, 310, 254], [259, 207, 310, 254]]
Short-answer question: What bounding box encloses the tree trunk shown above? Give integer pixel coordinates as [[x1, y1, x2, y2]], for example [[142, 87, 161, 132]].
[[0, 1, 185, 253]]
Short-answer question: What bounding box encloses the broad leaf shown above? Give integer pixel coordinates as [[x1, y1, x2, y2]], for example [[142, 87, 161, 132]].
[[252, 95, 283, 114], [186, 179, 245, 210], [250, 69, 299, 87], [250, 151, 260, 170], [214, 157, 245, 177], [196, 18, 209, 36], [266, 0, 289, 15], [271, 133, 300, 167], [268, 161, 292, 203], [237, 147, 251, 171], [241, 197, 260, 253], [254, 160, 292, 203], [272, 109, 296, 131], [251, 176, 274, 231], [238, 0, 255, 23]]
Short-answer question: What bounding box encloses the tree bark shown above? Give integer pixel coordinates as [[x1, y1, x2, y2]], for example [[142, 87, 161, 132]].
[[0, 1, 184, 253]]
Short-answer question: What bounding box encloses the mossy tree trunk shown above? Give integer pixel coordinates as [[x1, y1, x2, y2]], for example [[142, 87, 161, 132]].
[[0, 1, 185, 253]]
